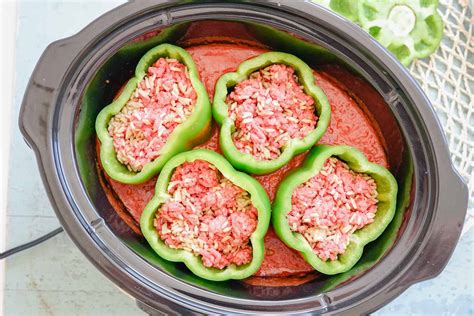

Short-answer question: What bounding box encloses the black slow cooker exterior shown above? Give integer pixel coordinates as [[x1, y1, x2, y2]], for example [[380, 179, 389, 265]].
[[19, 1, 468, 314]]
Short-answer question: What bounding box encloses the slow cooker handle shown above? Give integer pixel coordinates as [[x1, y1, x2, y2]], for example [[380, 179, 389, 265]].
[[398, 167, 468, 287], [19, 39, 74, 152], [19, 37, 216, 316]]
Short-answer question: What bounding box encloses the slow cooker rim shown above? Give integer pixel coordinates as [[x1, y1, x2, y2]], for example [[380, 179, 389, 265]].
[[18, 1, 468, 314]]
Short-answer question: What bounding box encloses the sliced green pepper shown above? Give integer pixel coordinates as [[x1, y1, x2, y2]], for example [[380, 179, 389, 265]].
[[140, 149, 271, 281], [357, 0, 443, 66], [313, 0, 443, 66], [272, 145, 398, 275], [95, 44, 212, 184], [212, 52, 331, 175]]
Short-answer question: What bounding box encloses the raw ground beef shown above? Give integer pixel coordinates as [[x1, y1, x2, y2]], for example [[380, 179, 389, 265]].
[[227, 64, 318, 161], [108, 58, 197, 172], [154, 160, 258, 269], [288, 157, 378, 261]]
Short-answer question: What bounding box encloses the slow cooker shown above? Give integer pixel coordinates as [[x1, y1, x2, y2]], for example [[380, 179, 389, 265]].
[[19, 1, 468, 314]]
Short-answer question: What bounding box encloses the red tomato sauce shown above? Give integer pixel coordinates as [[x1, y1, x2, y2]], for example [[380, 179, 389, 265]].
[[97, 43, 388, 284]]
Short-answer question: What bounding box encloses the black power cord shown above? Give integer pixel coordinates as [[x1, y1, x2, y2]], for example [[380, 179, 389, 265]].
[[0, 227, 64, 259]]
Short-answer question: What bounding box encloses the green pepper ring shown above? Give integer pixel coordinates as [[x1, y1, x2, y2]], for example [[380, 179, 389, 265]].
[[273, 145, 398, 275], [140, 149, 271, 281], [313, 0, 443, 66], [96, 43, 212, 184], [212, 52, 331, 175], [357, 0, 443, 66]]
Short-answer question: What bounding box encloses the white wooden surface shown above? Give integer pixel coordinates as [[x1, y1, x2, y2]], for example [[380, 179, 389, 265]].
[[2, 1, 141, 315], [0, 2, 17, 315]]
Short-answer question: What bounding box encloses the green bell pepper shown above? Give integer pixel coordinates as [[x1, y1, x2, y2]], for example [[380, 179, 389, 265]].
[[272, 145, 398, 275], [212, 52, 331, 175], [77, 26, 187, 191], [140, 149, 271, 281], [357, 0, 443, 66], [320, 152, 412, 290], [313, 0, 443, 66], [313, 0, 360, 23], [95, 43, 212, 184]]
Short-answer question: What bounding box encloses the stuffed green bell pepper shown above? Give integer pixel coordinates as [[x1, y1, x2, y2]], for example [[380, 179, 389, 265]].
[[140, 149, 271, 281], [212, 52, 331, 175], [96, 43, 211, 184], [273, 145, 398, 275]]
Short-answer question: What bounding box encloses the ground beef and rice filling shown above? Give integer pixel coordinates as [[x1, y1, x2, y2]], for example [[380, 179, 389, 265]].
[[154, 160, 258, 269], [288, 158, 378, 261], [227, 64, 318, 161], [108, 58, 197, 172]]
